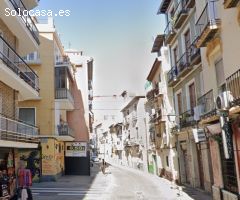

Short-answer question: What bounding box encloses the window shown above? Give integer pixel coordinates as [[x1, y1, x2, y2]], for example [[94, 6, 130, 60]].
[[19, 108, 36, 126], [189, 82, 196, 109], [29, 53, 35, 61], [55, 68, 66, 88], [173, 46, 178, 65]]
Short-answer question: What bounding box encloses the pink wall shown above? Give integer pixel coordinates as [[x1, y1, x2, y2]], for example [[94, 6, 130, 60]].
[[209, 138, 223, 188], [67, 79, 89, 142]]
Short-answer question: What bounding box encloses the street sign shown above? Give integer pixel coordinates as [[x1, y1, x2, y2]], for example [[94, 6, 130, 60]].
[[193, 129, 206, 143], [65, 142, 87, 157]]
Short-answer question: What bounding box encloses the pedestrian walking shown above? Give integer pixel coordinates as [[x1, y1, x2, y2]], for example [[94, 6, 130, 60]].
[[100, 159, 106, 174]]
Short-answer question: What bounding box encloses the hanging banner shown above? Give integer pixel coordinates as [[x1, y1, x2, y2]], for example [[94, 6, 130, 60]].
[[65, 142, 87, 157]]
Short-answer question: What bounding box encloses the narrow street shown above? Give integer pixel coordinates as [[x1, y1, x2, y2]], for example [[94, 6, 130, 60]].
[[32, 163, 211, 200]]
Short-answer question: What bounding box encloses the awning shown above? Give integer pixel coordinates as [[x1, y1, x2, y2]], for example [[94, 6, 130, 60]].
[[0, 140, 38, 149], [206, 123, 221, 135]]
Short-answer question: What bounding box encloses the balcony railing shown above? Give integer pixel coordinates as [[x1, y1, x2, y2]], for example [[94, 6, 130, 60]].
[[55, 56, 71, 66], [198, 90, 216, 119], [226, 69, 240, 107], [173, 0, 189, 29], [167, 66, 178, 86], [9, 0, 40, 44], [0, 113, 38, 142], [195, 0, 221, 47], [55, 88, 74, 104], [180, 109, 196, 128], [164, 21, 176, 44], [57, 124, 74, 137], [0, 36, 39, 92]]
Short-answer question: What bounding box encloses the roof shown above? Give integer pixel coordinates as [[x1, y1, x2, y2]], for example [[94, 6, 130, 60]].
[[121, 96, 145, 112], [151, 35, 165, 53], [157, 0, 172, 14], [146, 58, 161, 81]]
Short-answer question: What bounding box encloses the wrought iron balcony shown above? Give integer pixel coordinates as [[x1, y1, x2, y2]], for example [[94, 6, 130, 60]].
[[55, 88, 74, 104], [173, 0, 189, 29], [57, 124, 74, 137], [197, 90, 216, 120], [0, 113, 38, 142], [180, 109, 196, 128], [0, 36, 39, 92], [189, 39, 201, 66], [176, 52, 192, 78], [224, 0, 239, 8], [195, 0, 221, 48], [9, 0, 40, 44], [167, 66, 179, 87], [164, 21, 176, 44], [226, 69, 240, 107]]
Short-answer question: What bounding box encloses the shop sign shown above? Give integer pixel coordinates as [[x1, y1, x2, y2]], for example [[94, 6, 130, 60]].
[[193, 129, 206, 143], [65, 142, 87, 157]]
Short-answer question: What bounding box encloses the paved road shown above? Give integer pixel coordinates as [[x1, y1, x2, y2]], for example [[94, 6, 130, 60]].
[[31, 163, 212, 200]]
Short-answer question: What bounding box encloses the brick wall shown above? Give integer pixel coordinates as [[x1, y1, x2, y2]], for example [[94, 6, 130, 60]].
[[0, 19, 16, 50], [0, 81, 18, 118]]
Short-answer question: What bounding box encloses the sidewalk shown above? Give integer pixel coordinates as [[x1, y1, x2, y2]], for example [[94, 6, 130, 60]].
[[108, 161, 212, 200]]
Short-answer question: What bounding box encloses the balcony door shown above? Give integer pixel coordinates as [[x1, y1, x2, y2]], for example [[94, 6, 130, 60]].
[[177, 92, 182, 115], [184, 30, 191, 63], [189, 82, 196, 109], [173, 46, 178, 66]]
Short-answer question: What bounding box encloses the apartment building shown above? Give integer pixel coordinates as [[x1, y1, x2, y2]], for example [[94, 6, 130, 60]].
[[157, 0, 240, 199], [19, 18, 78, 181], [145, 43, 179, 182], [0, 0, 40, 184], [193, 0, 240, 199], [65, 50, 94, 141], [121, 96, 148, 172], [109, 123, 124, 165], [158, 0, 214, 192]]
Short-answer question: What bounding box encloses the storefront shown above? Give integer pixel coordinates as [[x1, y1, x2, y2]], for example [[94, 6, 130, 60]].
[[0, 140, 39, 199]]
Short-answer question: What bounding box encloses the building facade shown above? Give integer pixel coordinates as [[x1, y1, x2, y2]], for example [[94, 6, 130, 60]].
[[145, 43, 179, 182], [121, 96, 148, 172], [0, 0, 41, 190]]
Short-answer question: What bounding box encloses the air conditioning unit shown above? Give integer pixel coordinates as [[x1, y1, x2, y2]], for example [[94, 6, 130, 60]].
[[216, 91, 234, 110]]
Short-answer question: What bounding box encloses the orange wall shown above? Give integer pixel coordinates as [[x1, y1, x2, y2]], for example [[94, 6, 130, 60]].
[[67, 79, 89, 142]]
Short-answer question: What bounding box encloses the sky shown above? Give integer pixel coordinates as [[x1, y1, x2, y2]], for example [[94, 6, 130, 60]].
[[37, 0, 165, 96]]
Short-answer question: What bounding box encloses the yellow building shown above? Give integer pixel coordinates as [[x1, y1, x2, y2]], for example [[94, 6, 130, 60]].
[[19, 18, 75, 181]]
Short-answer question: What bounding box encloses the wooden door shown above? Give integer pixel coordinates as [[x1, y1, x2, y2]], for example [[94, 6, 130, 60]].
[[177, 92, 182, 115], [184, 30, 191, 62], [189, 82, 196, 109]]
